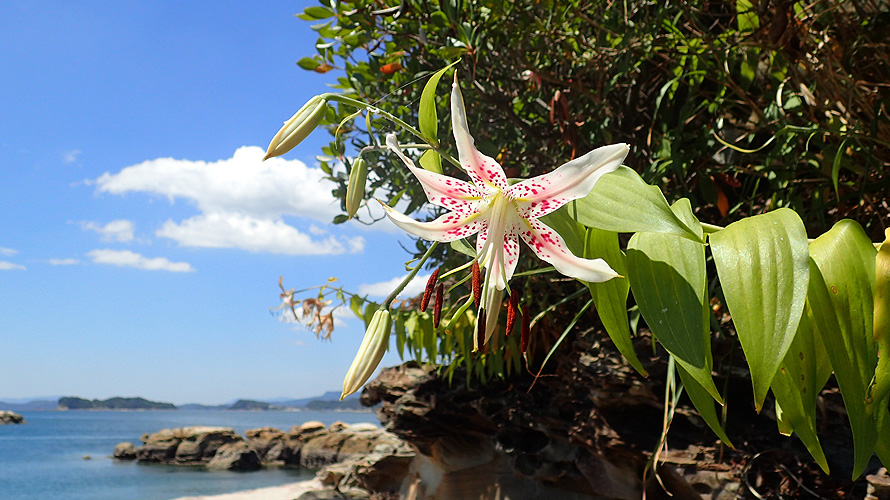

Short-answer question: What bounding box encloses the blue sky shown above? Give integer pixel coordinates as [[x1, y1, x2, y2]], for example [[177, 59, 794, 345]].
[[0, 1, 426, 405]]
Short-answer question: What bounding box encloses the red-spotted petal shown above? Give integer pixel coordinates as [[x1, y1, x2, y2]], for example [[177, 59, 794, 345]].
[[519, 218, 619, 283], [451, 79, 509, 192], [477, 224, 521, 291], [386, 135, 485, 216], [380, 202, 485, 242], [510, 143, 629, 219]]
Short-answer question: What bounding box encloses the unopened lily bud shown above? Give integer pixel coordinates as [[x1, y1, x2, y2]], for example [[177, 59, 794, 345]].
[[341, 309, 391, 399], [345, 157, 369, 219], [264, 95, 328, 160]]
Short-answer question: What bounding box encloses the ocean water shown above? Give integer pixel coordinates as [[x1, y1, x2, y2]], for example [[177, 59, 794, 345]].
[[0, 410, 378, 500]]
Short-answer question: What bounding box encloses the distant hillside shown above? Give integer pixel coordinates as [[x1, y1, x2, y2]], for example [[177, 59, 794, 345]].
[[228, 399, 284, 411], [273, 391, 360, 408], [58, 397, 176, 410], [303, 398, 365, 410], [0, 399, 57, 411]]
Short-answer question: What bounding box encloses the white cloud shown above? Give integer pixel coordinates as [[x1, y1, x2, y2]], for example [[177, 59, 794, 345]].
[[0, 261, 26, 271], [92, 146, 363, 254], [87, 249, 194, 272], [80, 219, 135, 242], [49, 258, 80, 266], [359, 272, 431, 299], [0, 247, 17, 256], [157, 212, 364, 255], [63, 149, 82, 164]]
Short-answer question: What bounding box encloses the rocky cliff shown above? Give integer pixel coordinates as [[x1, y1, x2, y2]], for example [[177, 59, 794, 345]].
[[351, 326, 880, 499]]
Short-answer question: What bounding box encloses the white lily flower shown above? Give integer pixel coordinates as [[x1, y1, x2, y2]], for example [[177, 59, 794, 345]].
[[380, 77, 629, 347]]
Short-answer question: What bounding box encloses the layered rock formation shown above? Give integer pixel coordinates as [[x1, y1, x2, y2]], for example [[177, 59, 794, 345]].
[[0, 410, 25, 424], [113, 421, 410, 476], [346, 326, 873, 499]]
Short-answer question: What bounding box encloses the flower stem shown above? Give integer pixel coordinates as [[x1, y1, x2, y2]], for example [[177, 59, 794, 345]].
[[382, 242, 439, 309]]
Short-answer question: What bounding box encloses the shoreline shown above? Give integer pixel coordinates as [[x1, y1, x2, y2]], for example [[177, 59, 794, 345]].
[[168, 478, 326, 500]]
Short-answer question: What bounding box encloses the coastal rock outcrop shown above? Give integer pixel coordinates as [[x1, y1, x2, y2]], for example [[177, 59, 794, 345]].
[[206, 441, 262, 471], [0, 411, 26, 424], [113, 420, 412, 478], [112, 442, 137, 460], [130, 426, 243, 466]]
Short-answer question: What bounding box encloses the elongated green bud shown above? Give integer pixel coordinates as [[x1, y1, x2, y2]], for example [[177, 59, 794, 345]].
[[264, 95, 328, 160], [341, 309, 391, 399], [345, 157, 369, 219]]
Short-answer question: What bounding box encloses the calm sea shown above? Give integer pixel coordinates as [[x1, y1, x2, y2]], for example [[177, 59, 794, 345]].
[[0, 410, 378, 500]]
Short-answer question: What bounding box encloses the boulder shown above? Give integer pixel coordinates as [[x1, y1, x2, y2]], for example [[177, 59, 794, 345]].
[[207, 441, 262, 471], [112, 442, 137, 460], [137, 426, 241, 464], [282, 420, 330, 467], [245, 426, 286, 463], [301, 430, 353, 469], [0, 411, 25, 425]]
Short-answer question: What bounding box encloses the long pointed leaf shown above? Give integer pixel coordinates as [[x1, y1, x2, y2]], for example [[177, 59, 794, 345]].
[[710, 208, 809, 411], [627, 217, 721, 402], [585, 227, 647, 376], [676, 363, 733, 446], [573, 167, 701, 241], [808, 220, 878, 478], [770, 305, 831, 472], [867, 229, 890, 416], [418, 62, 458, 148]]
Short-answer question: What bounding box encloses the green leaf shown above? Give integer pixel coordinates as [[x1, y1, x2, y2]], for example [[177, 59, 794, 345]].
[[450, 238, 476, 258], [808, 220, 879, 478], [301, 6, 335, 19], [584, 227, 647, 376], [573, 167, 700, 241], [349, 295, 364, 319], [867, 230, 890, 417], [676, 363, 733, 446], [736, 0, 760, 32], [418, 62, 458, 147], [419, 149, 442, 174], [710, 208, 810, 411], [297, 57, 321, 71], [770, 305, 832, 473], [626, 212, 721, 402], [831, 138, 849, 197]]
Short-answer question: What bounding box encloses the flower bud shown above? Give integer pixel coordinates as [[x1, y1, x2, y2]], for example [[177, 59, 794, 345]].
[[341, 309, 391, 399], [264, 95, 328, 160], [345, 157, 369, 219]]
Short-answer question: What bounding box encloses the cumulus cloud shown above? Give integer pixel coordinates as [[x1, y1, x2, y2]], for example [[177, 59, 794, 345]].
[[358, 273, 431, 299], [92, 146, 362, 255], [80, 219, 135, 242], [157, 212, 364, 255], [0, 261, 26, 271], [87, 249, 194, 272], [49, 258, 80, 266]]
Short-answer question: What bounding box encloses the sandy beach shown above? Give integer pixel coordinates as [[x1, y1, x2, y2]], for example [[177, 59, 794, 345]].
[[169, 478, 325, 500]]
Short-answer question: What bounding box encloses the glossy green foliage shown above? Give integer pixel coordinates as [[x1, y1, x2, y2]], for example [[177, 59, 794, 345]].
[[584, 227, 646, 375], [808, 221, 879, 478], [626, 201, 720, 402], [576, 167, 700, 240], [710, 208, 810, 411], [297, 0, 888, 242], [770, 302, 832, 473]]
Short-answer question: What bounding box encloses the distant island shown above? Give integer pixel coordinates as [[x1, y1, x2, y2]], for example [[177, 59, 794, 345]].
[[0, 392, 366, 412], [58, 397, 176, 410]]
